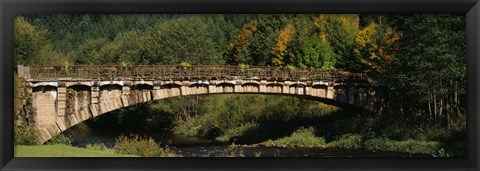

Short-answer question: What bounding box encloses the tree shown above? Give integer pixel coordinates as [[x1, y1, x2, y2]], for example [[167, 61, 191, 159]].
[[381, 14, 466, 127], [14, 16, 63, 65], [353, 22, 401, 74], [114, 30, 149, 64], [73, 38, 112, 65], [296, 35, 335, 69], [245, 15, 288, 66], [146, 16, 223, 65], [312, 14, 360, 71], [224, 20, 258, 65], [271, 24, 296, 66]]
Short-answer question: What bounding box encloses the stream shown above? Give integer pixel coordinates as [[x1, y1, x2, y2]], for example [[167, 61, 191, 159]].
[[70, 129, 429, 157]]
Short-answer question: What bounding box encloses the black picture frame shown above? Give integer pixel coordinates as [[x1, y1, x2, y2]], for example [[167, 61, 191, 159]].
[[1, 0, 479, 170]]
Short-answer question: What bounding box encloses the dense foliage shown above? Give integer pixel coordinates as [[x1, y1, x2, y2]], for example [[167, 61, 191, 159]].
[[14, 125, 40, 145]]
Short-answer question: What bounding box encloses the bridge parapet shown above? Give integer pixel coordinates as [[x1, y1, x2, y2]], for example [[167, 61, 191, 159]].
[[25, 65, 367, 83]]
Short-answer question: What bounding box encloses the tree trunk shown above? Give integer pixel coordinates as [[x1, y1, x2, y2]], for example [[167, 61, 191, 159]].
[[428, 92, 432, 122], [439, 100, 443, 126], [434, 95, 437, 124]]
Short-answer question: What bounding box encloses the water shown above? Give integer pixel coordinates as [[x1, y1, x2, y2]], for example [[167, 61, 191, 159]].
[[70, 129, 428, 157]]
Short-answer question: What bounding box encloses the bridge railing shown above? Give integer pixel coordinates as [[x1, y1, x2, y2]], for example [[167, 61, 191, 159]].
[[28, 65, 367, 82]]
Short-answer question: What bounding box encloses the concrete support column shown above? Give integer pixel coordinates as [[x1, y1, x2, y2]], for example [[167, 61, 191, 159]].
[[297, 85, 304, 95], [153, 85, 161, 100], [122, 87, 130, 95], [326, 86, 335, 99], [57, 83, 67, 117], [120, 85, 131, 108], [208, 85, 215, 94], [180, 81, 189, 96], [234, 81, 243, 93], [259, 80, 267, 93], [282, 85, 289, 94], [305, 86, 311, 96], [53, 82, 68, 139], [91, 86, 99, 104], [348, 87, 355, 104], [181, 86, 188, 96], [89, 84, 101, 117]]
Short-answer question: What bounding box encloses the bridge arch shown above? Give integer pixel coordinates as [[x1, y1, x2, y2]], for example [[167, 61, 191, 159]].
[[241, 83, 260, 93], [32, 85, 57, 93], [131, 84, 153, 91], [57, 92, 368, 139], [161, 83, 182, 98], [215, 83, 235, 93], [100, 84, 123, 91], [188, 83, 209, 95], [66, 82, 92, 88], [288, 83, 306, 95], [266, 83, 283, 94], [31, 82, 58, 88]]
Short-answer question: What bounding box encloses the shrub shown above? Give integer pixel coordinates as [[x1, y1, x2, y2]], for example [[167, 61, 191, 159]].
[[262, 127, 326, 147], [178, 62, 191, 69], [46, 134, 71, 145], [14, 126, 40, 145], [328, 134, 363, 149], [432, 148, 449, 157], [86, 143, 112, 152], [113, 134, 176, 157], [364, 138, 441, 155], [174, 118, 202, 136], [238, 63, 250, 72]]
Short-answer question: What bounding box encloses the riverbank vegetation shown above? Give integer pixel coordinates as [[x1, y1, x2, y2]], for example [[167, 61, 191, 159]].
[[113, 135, 177, 157], [15, 134, 176, 157], [87, 94, 465, 156], [15, 144, 137, 157], [14, 14, 466, 157]]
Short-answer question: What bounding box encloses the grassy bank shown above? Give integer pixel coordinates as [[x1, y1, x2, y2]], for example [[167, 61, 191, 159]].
[[257, 129, 461, 157], [15, 144, 138, 157], [261, 127, 327, 148]]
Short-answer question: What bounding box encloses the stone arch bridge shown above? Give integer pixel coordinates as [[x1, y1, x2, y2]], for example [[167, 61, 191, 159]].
[[17, 65, 376, 143]]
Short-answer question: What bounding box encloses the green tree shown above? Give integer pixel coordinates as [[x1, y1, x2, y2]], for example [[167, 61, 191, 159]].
[[224, 19, 258, 65], [73, 38, 111, 64], [245, 15, 289, 66], [296, 35, 335, 69], [271, 24, 296, 66], [146, 16, 223, 65], [381, 14, 466, 127], [14, 17, 62, 65], [114, 30, 150, 64], [313, 14, 360, 71], [353, 21, 401, 74]]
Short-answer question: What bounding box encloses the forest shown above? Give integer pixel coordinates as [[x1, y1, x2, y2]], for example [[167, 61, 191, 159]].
[[14, 14, 466, 157]]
